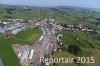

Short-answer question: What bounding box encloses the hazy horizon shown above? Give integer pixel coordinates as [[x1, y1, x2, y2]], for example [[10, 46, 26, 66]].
[[0, 0, 100, 9]]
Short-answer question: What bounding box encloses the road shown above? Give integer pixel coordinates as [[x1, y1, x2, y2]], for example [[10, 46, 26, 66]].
[[30, 21, 58, 66]]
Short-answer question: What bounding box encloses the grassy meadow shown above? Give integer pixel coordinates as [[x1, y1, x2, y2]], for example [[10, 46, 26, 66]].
[[53, 31, 100, 66]]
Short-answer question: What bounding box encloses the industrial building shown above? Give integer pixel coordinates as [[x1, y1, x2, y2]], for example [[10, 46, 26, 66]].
[[12, 44, 35, 66], [17, 48, 34, 63], [0, 19, 31, 34]]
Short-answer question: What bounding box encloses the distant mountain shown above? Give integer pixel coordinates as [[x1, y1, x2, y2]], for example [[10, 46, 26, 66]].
[[0, 4, 100, 12], [52, 6, 100, 12]]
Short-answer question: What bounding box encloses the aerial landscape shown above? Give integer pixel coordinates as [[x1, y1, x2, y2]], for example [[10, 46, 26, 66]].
[[0, 0, 100, 66]]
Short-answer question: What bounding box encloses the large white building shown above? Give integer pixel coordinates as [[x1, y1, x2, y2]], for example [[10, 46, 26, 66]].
[[19, 48, 34, 63]]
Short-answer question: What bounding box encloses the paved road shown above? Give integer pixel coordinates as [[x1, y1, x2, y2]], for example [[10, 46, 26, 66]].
[[30, 22, 58, 66]]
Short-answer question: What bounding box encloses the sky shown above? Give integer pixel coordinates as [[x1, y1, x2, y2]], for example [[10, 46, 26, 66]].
[[0, 0, 100, 8]]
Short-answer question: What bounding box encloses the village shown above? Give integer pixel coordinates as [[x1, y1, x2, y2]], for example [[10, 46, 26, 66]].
[[0, 18, 99, 66], [0, 18, 97, 36]]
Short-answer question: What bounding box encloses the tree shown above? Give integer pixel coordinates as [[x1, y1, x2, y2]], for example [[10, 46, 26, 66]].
[[68, 45, 82, 55]]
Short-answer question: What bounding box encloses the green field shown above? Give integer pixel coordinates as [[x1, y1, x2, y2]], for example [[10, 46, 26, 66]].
[[96, 25, 100, 30], [53, 31, 100, 66], [59, 31, 100, 49], [0, 28, 42, 66], [53, 48, 100, 66], [0, 9, 56, 20], [0, 6, 100, 27], [14, 28, 42, 44]]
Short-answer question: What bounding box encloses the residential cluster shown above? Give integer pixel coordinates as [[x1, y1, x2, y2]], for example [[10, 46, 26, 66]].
[[62, 24, 94, 32], [0, 19, 32, 35]]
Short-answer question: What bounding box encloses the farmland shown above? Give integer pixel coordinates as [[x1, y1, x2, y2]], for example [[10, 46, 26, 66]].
[[0, 5, 100, 31], [59, 31, 100, 49], [53, 31, 100, 66], [53, 48, 100, 66]]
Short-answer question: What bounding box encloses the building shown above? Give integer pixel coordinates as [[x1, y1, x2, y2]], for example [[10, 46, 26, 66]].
[[0, 19, 29, 34], [20, 48, 34, 63]]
